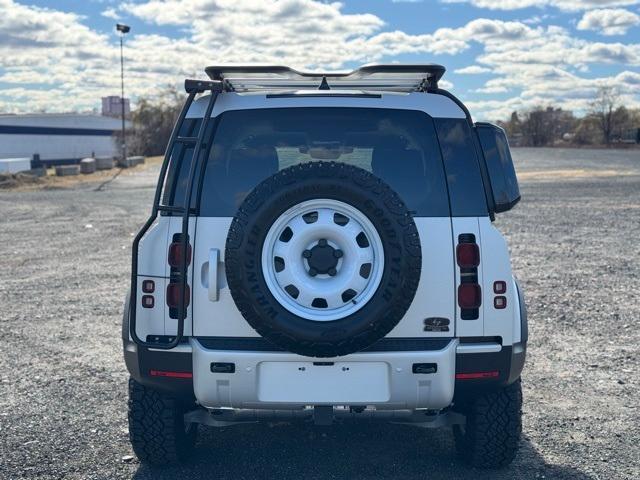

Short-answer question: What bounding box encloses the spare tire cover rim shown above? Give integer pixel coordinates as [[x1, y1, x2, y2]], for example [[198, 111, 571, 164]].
[[261, 198, 384, 321]]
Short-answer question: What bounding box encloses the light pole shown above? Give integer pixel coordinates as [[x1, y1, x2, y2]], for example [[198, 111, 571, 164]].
[[116, 23, 130, 164]]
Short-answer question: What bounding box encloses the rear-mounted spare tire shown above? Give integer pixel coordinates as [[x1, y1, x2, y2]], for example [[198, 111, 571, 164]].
[[225, 162, 421, 357]]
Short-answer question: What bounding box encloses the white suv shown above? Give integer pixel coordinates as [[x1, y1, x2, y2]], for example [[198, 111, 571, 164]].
[[123, 64, 527, 468]]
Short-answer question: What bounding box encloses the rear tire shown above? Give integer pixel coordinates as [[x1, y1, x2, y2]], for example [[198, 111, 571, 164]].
[[453, 379, 523, 468], [128, 378, 197, 465]]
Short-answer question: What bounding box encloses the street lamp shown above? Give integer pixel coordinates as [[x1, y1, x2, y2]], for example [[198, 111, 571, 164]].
[[116, 23, 130, 164]]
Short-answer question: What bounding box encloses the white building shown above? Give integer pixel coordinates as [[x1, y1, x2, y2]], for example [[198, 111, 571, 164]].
[[0, 114, 129, 166], [102, 96, 130, 117]]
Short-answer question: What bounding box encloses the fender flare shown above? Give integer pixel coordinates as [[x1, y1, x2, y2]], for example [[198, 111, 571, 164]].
[[514, 279, 528, 345], [122, 290, 131, 343]]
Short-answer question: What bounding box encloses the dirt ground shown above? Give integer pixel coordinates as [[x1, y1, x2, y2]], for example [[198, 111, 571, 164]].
[[0, 156, 163, 191], [0, 147, 638, 479]]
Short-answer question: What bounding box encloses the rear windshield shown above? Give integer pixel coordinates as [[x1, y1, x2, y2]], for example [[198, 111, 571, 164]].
[[198, 108, 450, 217]]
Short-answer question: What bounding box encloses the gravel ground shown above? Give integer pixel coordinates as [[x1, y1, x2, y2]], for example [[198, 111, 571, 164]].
[[0, 147, 638, 479]]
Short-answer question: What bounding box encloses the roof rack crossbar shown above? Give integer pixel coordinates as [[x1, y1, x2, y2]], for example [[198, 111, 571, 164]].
[[203, 64, 445, 94]]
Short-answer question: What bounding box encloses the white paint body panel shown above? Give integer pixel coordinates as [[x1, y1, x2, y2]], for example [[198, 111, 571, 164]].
[[191, 217, 455, 339], [185, 91, 466, 120], [478, 218, 517, 346], [191, 338, 457, 409], [134, 216, 195, 338], [192, 217, 254, 337], [137, 217, 170, 278], [134, 276, 166, 341]]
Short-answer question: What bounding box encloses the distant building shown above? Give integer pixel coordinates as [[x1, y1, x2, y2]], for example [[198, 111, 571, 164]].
[[621, 127, 640, 144], [102, 96, 130, 118], [0, 113, 130, 166]]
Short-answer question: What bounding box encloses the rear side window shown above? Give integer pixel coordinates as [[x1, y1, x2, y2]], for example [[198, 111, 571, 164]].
[[433, 118, 488, 217], [160, 119, 201, 211], [199, 108, 450, 217], [476, 124, 520, 211]]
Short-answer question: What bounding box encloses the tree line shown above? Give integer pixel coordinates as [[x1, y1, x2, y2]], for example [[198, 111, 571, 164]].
[[497, 86, 640, 147], [122, 85, 639, 156]]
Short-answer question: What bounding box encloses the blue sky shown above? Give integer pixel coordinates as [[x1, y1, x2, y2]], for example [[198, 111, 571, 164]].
[[0, 0, 639, 120]]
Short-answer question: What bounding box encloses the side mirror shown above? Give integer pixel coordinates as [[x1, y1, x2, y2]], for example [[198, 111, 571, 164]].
[[475, 123, 520, 213]]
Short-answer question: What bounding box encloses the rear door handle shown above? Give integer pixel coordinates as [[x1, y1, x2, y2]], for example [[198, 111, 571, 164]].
[[208, 248, 220, 302]]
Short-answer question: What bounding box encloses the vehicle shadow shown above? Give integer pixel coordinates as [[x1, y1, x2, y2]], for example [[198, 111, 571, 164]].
[[132, 421, 592, 480]]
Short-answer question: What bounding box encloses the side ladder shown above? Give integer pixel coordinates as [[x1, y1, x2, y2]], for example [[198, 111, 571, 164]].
[[129, 79, 222, 350]]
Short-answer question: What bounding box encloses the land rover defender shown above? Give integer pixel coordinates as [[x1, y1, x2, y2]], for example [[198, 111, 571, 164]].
[[123, 64, 527, 468]]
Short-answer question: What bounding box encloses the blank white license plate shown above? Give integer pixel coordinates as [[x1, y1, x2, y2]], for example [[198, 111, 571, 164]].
[[257, 361, 390, 403]]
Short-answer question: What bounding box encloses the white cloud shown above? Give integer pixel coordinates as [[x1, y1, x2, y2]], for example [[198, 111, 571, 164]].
[[455, 65, 492, 74], [441, 0, 640, 11], [466, 65, 640, 119], [0, 0, 638, 119], [101, 8, 120, 20], [577, 8, 640, 35]]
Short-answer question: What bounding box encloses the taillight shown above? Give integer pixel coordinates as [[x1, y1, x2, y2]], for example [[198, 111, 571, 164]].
[[458, 284, 482, 309], [457, 234, 481, 319], [456, 243, 480, 268], [168, 242, 192, 268], [166, 283, 190, 308], [167, 234, 191, 319]]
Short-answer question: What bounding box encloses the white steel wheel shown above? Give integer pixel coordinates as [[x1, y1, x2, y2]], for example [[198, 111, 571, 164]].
[[261, 199, 384, 321]]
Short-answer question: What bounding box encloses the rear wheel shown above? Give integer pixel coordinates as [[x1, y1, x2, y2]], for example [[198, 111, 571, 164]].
[[127, 378, 197, 465], [453, 379, 523, 468]]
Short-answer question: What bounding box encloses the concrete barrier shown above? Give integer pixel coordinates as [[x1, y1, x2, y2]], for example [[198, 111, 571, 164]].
[[95, 157, 114, 170], [24, 167, 47, 177], [117, 157, 135, 168], [0, 157, 31, 174], [129, 156, 145, 166], [80, 158, 96, 174], [55, 165, 80, 176]]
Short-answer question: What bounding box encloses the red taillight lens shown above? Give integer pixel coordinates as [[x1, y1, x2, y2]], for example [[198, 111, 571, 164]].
[[168, 242, 192, 268], [149, 370, 192, 379], [458, 284, 482, 309], [456, 243, 480, 268], [455, 371, 499, 380], [166, 283, 190, 308]]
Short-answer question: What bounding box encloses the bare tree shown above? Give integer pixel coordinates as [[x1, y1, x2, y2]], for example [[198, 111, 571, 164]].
[[590, 86, 620, 145], [114, 86, 183, 157], [521, 107, 554, 146]]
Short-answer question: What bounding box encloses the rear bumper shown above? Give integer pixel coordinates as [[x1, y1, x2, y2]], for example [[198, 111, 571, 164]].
[[124, 337, 526, 406], [191, 338, 458, 410]]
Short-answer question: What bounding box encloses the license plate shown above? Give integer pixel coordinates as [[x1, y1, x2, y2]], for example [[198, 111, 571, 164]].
[[257, 361, 390, 403]]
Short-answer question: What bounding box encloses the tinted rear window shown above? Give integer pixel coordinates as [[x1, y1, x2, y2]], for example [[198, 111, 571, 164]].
[[199, 108, 450, 217], [433, 118, 488, 216], [477, 125, 520, 208], [160, 118, 201, 211]]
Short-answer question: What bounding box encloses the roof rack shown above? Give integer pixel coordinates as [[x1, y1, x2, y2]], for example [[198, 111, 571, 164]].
[[204, 64, 446, 93]]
